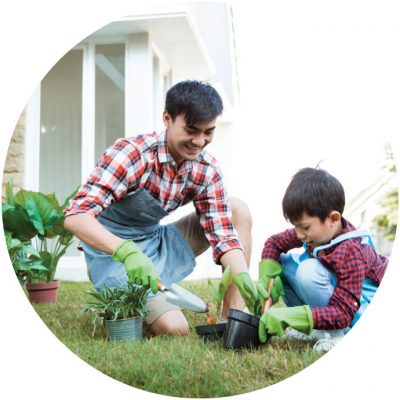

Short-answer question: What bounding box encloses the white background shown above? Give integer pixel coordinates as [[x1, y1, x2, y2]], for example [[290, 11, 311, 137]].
[[1, 1, 399, 399]]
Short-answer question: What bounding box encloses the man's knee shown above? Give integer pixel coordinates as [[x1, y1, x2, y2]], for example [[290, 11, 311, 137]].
[[229, 197, 252, 228], [148, 310, 189, 336]]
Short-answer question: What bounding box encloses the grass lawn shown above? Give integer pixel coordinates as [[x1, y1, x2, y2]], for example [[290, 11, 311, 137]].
[[30, 280, 323, 398]]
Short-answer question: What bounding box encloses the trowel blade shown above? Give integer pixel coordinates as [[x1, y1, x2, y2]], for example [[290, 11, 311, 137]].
[[164, 283, 208, 313]]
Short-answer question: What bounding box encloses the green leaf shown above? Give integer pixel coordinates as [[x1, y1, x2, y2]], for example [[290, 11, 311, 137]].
[[2, 204, 37, 241], [30, 192, 60, 232], [207, 279, 218, 302], [2, 202, 13, 214], [217, 265, 232, 305]]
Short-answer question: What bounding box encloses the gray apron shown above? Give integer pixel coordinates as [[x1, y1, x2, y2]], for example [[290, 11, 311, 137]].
[[82, 188, 196, 293]]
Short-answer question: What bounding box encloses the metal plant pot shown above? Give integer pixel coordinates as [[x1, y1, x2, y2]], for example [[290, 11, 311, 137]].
[[104, 316, 143, 342]]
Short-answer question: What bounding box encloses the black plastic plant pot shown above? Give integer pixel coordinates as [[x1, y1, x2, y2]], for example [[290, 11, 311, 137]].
[[196, 322, 227, 342], [223, 309, 262, 350]]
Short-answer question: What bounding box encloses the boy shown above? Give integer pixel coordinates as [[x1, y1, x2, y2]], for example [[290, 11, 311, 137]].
[[236, 167, 388, 351]]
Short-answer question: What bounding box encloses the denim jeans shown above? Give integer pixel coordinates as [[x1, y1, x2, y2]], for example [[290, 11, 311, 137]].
[[279, 251, 378, 327]]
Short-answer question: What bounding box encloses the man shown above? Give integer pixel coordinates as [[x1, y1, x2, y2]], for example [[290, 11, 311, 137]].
[[64, 80, 252, 337]]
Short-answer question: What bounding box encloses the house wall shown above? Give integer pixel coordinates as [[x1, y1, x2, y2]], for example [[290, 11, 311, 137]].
[[2, 111, 25, 198]]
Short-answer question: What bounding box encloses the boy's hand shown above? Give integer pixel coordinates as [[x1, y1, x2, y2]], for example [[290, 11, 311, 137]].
[[233, 272, 259, 313], [256, 276, 285, 305], [112, 240, 159, 294], [258, 305, 314, 343]]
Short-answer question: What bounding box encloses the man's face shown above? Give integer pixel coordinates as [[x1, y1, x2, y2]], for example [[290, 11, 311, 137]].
[[292, 212, 340, 248], [163, 112, 216, 166]]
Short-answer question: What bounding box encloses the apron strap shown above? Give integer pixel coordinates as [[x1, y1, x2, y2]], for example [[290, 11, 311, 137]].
[[312, 229, 374, 258]]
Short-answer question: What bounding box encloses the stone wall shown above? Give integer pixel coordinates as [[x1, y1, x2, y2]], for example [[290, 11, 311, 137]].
[[2, 111, 25, 198]]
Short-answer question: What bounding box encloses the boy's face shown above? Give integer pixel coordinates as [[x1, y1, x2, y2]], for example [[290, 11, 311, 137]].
[[163, 112, 216, 166], [292, 211, 343, 248]]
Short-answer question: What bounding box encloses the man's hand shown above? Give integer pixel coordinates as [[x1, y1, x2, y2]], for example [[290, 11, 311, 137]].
[[112, 240, 159, 294], [233, 272, 259, 313], [258, 305, 314, 343]]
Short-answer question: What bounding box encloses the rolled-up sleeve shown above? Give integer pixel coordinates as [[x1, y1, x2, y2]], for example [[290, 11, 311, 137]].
[[193, 167, 242, 263], [64, 139, 141, 217]]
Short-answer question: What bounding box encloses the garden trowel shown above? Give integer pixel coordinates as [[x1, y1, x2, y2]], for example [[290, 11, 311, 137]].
[[157, 281, 208, 313]]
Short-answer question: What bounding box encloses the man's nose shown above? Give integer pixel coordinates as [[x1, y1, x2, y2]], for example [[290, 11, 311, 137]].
[[192, 134, 206, 147]]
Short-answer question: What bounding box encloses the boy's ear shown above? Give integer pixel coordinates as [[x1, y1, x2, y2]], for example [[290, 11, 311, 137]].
[[329, 211, 342, 225]]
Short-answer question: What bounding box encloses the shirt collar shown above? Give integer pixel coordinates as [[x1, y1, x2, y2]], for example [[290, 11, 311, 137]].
[[156, 130, 194, 175]]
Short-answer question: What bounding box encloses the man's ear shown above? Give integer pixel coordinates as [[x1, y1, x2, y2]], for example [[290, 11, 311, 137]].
[[163, 111, 171, 128], [329, 211, 342, 225]]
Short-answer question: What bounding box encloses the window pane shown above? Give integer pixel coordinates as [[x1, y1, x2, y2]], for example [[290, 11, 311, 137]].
[[40, 49, 82, 204], [95, 44, 125, 161]]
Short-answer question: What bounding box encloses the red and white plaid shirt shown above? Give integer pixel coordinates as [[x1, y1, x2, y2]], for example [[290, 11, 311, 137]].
[[64, 131, 242, 262], [262, 219, 388, 329]]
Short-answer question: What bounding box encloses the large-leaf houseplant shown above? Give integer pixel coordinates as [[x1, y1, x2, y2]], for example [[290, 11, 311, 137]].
[[2, 181, 78, 302]]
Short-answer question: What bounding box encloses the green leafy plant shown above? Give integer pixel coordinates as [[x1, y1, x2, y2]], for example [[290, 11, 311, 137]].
[[206, 264, 232, 324], [2, 181, 78, 283], [81, 283, 150, 336], [4, 231, 48, 285], [373, 143, 398, 242]]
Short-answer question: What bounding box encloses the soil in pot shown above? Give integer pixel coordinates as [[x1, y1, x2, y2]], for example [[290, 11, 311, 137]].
[[26, 280, 60, 304], [196, 322, 227, 342], [223, 309, 263, 350], [104, 316, 143, 342]]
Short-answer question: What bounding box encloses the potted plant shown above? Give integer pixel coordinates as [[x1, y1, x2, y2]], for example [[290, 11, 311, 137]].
[[4, 230, 48, 287], [195, 265, 232, 342], [81, 283, 150, 342], [223, 272, 283, 350], [2, 181, 78, 303]]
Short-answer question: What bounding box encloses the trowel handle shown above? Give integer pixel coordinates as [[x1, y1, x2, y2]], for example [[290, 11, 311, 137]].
[[157, 280, 166, 292], [261, 278, 275, 315]]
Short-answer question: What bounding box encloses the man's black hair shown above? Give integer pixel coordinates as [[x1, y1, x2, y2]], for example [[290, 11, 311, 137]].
[[282, 168, 345, 222], [165, 80, 223, 126]]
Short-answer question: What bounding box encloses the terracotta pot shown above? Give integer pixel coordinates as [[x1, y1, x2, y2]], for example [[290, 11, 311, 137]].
[[26, 280, 60, 304]]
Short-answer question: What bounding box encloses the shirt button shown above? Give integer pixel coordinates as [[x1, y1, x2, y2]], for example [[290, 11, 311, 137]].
[[354, 302, 358, 306]]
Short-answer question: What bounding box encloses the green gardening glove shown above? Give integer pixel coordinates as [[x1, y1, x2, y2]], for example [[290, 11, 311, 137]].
[[258, 305, 313, 343], [233, 272, 259, 313], [112, 240, 159, 294], [256, 259, 285, 308], [256, 276, 285, 305], [259, 259, 284, 278]]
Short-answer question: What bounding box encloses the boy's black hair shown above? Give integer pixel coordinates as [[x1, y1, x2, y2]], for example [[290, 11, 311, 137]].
[[282, 168, 345, 222], [165, 80, 223, 126]]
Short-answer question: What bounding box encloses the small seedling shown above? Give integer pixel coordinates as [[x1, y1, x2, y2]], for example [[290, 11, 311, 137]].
[[206, 265, 232, 324]]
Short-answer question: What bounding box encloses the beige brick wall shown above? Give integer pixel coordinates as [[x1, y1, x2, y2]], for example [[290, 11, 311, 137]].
[[2, 111, 25, 198]]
